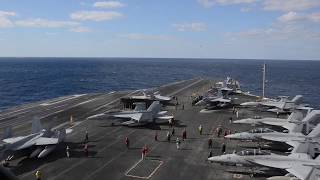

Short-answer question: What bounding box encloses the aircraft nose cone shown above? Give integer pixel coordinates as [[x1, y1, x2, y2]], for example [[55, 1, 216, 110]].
[[208, 156, 220, 162], [232, 120, 242, 124], [224, 134, 235, 139]]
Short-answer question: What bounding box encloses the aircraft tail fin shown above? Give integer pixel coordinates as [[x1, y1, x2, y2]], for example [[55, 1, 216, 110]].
[[3, 126, 12, 139], [307, 123, 320, 138], [291, 95, 303, 104], [288, 110, 304, 121], [31, 118, 43, 134], [147, 101, 161, 114]]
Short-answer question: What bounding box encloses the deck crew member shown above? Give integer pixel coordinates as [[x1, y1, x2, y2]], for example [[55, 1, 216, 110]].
[[208, 138, 213, 149], [66, 146, 70, 158], [182, 128, 187, 140], [125, 137, 130, 149], [84, 143, 89, 157], [221, 143, 226, 154], [198, 125, 203, 135], [176, 138, 181, 150], [35, 170, 42, 180]]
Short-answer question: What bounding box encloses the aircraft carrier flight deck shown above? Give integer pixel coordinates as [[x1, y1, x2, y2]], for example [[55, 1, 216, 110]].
[[0, 78, 283, 180]]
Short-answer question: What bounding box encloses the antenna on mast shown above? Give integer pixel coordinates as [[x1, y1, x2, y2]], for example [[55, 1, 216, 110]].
[[262, 63, 266, 98]]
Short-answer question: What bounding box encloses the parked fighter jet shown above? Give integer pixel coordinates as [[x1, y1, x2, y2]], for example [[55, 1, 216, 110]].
[[1, 119, 72, 160], [208, 141, 319, 173], [248, 150, 320, 180], [208, 149, 274, 166], [224, 128, 276, 141], [240, 95, 306, 113], [129, 90, 171, 102], [233, 110, 306, 127], [259, 122, 320, 149], [267, 166, 320, 180], [111, 101, 173, 126], [196, 88, 233, 110]]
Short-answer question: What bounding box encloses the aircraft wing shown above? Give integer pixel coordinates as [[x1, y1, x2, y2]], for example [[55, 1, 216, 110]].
[[35, 137, 59, 145], [2, 136, 25, 144], [211, 98, 231, 103], [261, 101, 285, 109], [262, 121, 289, 128], [155, 95, 171, 101], [249, 157, 291, 169], [259, 133, 304, 142], [157, 111, 168, 115], [286, 164, 313, 180], [156, 115, 174, 120], [113, 113, 143, 121], [121, 120, 138, 125]]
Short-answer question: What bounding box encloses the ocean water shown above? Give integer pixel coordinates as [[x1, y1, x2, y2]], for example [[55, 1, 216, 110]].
[[0, 58, 319, 110]]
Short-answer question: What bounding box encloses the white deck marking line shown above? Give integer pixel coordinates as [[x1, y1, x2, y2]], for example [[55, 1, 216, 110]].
[[0, 95, 80, 118], [168, 78, 203, 96], [125, 159, 164, 179], [50, 129, 138, 180], [40, 94, 85, 106], [1, 92, 116, 129]]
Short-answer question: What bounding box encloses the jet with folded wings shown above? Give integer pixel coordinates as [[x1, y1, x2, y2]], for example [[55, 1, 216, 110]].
[[1, 119, 72, 160], [111, 101, 174, 126]]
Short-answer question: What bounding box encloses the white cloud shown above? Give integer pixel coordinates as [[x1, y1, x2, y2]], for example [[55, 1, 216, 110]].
[[70, 11, 122, 21], [0, 11, 16, 28], [198, 0, 257, 8], [229, 19, 320, 41], [93, 1, 125, 9], [69, 26, 91, 33], [15, 18, 79, 28], [263, 0, 320, 12], [240, 7, 251, 12], [118, 33, 172, 40], [277, 11, 320, 23], [277, 12, 305, 23], [173, 22, 207, 32]]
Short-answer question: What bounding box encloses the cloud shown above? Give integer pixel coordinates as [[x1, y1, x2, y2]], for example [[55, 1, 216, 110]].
[[228, 19, 320, 41], [0, 11, 16, 28], [173, 22, 207, 32], [240, 7, 251, 12], [118, 33, 172, 40], [263, 0, 320, 12], [277, 11, 320, 23], [198, 0, 257, 8], [93, 1, 125, 9], [70, 11, 122, 21], [15, 18, 80, 28], [69, 26, 91, 33]]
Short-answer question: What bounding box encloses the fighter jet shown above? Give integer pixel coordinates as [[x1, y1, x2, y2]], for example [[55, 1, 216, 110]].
[[128, 90, 171, 103], [241, 95, 306, 113], [259, 121, 320, 148], [208, 149, 274, 166], [233, 110, 306, 127], [1, 119, 72, 160], [267, 166, 320, 180], [247, 150, 320, 180], [224, 127, 276, 141], [111, 101, 174, 126], [196, 88, 233, 110]]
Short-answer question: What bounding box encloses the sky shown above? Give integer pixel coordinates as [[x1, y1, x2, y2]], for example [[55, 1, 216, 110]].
[[0, 0, 320, 60]]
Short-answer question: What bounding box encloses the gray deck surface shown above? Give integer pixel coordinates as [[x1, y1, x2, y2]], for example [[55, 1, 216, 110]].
[[0, 78, 284, 180]]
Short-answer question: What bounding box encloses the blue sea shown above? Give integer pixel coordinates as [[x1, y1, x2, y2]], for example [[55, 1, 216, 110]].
[[0, 58, 319, 110]]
